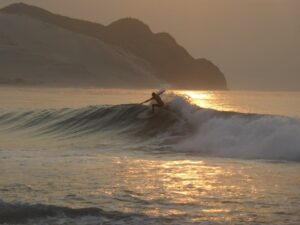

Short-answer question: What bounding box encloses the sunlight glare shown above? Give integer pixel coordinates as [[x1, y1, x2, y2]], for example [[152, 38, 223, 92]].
[[177, 90, 215, 109]]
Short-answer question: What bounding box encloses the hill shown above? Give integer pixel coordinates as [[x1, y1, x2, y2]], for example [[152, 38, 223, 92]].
[[0, 3, 227, 89]]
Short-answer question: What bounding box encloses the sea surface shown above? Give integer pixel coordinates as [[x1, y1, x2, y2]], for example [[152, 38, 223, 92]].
[[0, 87, 299, 225]]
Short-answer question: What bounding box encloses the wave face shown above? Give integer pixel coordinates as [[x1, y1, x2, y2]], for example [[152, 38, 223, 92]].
[[1, 94, 300, 161], [0, 200, 166, 225], [0, 200, 103, 224]]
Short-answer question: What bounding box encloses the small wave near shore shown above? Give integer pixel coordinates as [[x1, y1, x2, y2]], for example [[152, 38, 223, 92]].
[[0, 200, 173, 225]]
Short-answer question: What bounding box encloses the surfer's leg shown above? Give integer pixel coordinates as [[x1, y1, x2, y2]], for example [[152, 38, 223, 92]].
[[152, 104, 159, 113]]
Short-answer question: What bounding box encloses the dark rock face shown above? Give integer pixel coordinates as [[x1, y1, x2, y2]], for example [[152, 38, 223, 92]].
[[1, 3, 227, 89]]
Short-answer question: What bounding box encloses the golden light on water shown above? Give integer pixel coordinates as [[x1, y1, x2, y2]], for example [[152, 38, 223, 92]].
[[113, 157, 243, 221], [176, 90, 246, 113], [176, 90, 217, 109], [180, 91, 211, 100]]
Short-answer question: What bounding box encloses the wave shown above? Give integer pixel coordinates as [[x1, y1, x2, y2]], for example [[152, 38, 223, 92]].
[[0, 200, 156, 224], [0, 200, 102, 224], [1, 94, 300, 161], [0, 104, 181, 138]]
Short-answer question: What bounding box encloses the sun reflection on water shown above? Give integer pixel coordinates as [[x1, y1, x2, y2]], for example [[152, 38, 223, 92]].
[[176, 90, 219, 110], [175, 90, 240, 112], [114, 157, 245, 221]]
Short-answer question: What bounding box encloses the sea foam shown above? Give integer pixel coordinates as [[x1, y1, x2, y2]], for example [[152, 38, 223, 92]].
[[167, 94, 300, 161]]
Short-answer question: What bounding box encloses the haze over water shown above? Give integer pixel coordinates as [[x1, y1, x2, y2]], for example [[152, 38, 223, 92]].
[[0, 87, 300, 225]]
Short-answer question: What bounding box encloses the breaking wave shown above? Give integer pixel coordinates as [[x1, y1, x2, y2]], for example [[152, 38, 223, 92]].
[[0, 94, 300, 161]]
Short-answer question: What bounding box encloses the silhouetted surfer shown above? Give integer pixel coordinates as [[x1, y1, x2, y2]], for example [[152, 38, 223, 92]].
[[141, 90, 165, 113], [151, 92, 165, 113]]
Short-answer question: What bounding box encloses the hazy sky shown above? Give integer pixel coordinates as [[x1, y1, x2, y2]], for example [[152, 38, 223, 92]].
[[0, 0, 299, 90]]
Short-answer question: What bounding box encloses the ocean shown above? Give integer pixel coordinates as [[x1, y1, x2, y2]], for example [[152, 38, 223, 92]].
[[0, 87, 299, 225]]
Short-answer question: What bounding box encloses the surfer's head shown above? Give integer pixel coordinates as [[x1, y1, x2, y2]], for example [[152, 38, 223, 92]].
[[152, 92, 156, 97]]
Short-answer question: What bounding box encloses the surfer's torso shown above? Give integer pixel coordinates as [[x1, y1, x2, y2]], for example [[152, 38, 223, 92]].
[[153, 94, 164, 106]]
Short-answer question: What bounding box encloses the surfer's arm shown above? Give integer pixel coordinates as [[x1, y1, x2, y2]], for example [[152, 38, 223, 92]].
[[141, 97, 153, 104]]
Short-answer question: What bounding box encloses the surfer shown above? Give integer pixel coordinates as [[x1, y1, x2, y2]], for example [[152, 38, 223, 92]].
[[140, 90, 166, 113], [150, 92, 165, 113]]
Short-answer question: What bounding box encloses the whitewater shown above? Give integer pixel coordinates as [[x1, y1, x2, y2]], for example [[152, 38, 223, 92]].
[[0, 88, 299, 225]]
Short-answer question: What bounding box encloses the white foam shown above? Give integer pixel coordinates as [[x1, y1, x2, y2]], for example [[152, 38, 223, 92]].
[[166, 94, 300, 161]]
